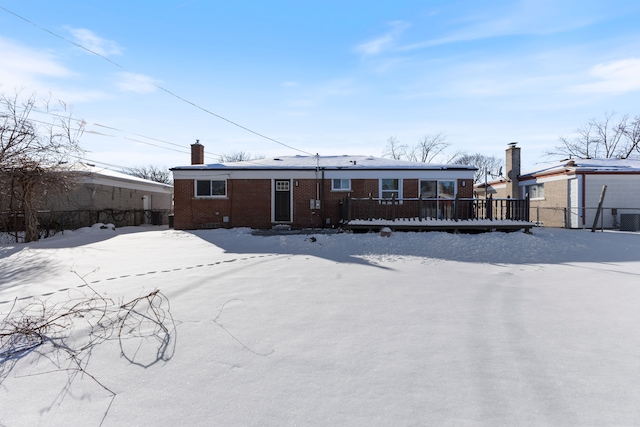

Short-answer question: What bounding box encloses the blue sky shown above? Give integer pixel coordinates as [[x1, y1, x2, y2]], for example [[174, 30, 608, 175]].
[[1, 0, 639, 171]]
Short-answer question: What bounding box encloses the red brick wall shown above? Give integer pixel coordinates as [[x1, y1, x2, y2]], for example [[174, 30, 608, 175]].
[[403, 179, 418, 198], [174, 176, 474, 230], [457, 179, 474, 198], [173, 179, 272, 229]]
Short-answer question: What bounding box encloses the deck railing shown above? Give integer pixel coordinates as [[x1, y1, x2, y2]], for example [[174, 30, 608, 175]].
[[340, 195, 530, 223]]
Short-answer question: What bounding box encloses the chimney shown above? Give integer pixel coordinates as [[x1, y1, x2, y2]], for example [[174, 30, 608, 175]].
[[505, 142, 521, 198], [191, 140, 204, 165]]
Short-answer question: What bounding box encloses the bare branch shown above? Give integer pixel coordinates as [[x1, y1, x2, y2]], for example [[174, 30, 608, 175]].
[[382, 136, 407, 160], [0, 276, 176, 425], [454, 153, 503, 183], [548, 111, 640, 160], [382, 133, 452, 163], [124, 165, 172, 184], [217, 151, 265, 162], [1, 90, 86, 242]]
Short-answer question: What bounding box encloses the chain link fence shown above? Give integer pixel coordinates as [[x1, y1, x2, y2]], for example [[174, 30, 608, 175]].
[[529, 206, 640, 230]]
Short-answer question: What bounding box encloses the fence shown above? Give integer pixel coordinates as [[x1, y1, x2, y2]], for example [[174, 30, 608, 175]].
[[0, 209, 172, 241], [529, 206, 640, 230], [340, 195, 530, 223]]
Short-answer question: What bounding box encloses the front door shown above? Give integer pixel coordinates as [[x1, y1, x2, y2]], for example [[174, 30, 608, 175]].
[[274, 180, 291, 222]]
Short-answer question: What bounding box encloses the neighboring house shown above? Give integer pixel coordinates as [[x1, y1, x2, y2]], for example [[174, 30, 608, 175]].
[[171, 142, 477, 230], [50, 163, 174, 212], [42, 163, 174, 227], [476, 144, 640, 229], [1, 162, 174, 233]]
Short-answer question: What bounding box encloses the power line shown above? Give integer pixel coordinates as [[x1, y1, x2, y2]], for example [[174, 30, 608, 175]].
[[85, 123, 221, 157], [3, 104, 222, 161], [0, 5, 315, 156]]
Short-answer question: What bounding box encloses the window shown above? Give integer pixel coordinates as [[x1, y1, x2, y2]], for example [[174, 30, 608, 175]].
[[438, 181, 455, 199], [332, 178, 351, 191], [195, 180, 227, 197], [275, 181, 289, 191], [381, 179, 400, 199], [526, 183, 544, 199], [419, 180, 456, 198]]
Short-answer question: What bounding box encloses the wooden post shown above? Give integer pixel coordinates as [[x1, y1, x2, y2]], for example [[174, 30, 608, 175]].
[[391, 193, 396, 222], [591, 185, 607, 232]]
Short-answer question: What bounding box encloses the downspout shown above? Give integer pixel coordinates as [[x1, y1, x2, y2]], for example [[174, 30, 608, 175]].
[[580, 172, 586, 227], [315, 154, 320, 202], [228, 178, 233, 228], [321, 168, 325, 228]]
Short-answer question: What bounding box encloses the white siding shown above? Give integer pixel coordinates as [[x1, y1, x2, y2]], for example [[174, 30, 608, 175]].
[[583, 174, 640, 228]]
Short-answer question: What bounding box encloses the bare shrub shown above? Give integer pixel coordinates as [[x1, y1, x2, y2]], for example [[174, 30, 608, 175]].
[[0, 276, 175, 425]]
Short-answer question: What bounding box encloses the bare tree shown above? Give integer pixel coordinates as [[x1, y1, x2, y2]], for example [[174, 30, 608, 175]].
[[124, 165, 172, 184], [217, 151, 265, 162], [0, 91, 84, 242], [453, 153, 503, 183], [593, 111, 626, 158], [622, 115, 640, 158], [382, 133, 452, 163], [407, 133, 450, 163], [382, 136, 407, 160], [549, 112, 639, 159]]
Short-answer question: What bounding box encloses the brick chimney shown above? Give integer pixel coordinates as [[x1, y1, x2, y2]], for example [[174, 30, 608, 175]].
[[505, 142, 521, 198], [191, 140, 204, 165]]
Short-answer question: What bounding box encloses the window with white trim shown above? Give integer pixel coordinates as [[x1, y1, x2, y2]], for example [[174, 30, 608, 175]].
[[419, 180, 456, 199], [526, 183, 544, 199], [332, 178, 351, 191], [195, 180, 227, 197], [380, 178, 400, 199]]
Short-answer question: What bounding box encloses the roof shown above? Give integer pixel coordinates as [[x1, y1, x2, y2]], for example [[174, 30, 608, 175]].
[[172, 155, 477, 171], [69, 163, 173, 191], [521, 157, 640, 178]]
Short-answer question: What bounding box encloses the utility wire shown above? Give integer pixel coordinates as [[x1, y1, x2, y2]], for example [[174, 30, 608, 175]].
[[5, 105, 222, 160], [0, 5, 314, 156]]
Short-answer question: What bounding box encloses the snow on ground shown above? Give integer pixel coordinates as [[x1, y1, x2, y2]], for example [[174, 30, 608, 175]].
[[1, 225, 640, 426]]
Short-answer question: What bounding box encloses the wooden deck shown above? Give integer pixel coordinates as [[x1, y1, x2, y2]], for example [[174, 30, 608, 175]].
[[340, 196, 534, 233], [344, 218, 534, 233]]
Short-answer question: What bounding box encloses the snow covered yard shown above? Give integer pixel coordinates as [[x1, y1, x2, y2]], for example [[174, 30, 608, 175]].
[[1, 225, 640, 426]]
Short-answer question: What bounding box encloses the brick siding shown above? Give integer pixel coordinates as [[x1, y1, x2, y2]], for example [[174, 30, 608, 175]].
[[174, 177, 475, 230]]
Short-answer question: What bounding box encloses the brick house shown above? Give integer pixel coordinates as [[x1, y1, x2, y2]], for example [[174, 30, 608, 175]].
[[476, 144, 640, 228], [171, 142, 477, 230]]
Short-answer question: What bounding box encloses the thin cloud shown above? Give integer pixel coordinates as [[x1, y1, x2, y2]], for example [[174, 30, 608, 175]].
[[400, 1, 599, 51], [0, 37, 111, 103], [115, 72, 160, 93], [0, 37, 71, 94], [66, 27, 122, 56], [355, 21, 411, 56], [571, 58, 640, 95], [285, 78, 357, 110]]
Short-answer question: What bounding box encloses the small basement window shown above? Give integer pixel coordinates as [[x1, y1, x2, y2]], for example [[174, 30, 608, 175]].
[[195, 180, 227, 197], [332, 178, 351, 191]]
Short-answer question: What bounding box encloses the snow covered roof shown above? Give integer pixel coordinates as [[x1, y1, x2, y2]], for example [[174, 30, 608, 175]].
[[522, 157, 640, 177], [172, 155, 477, 171], [69, 163, 173, 191]]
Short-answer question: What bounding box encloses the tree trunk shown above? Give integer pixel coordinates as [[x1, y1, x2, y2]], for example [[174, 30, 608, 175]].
[[20, 174, 40, 242]]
